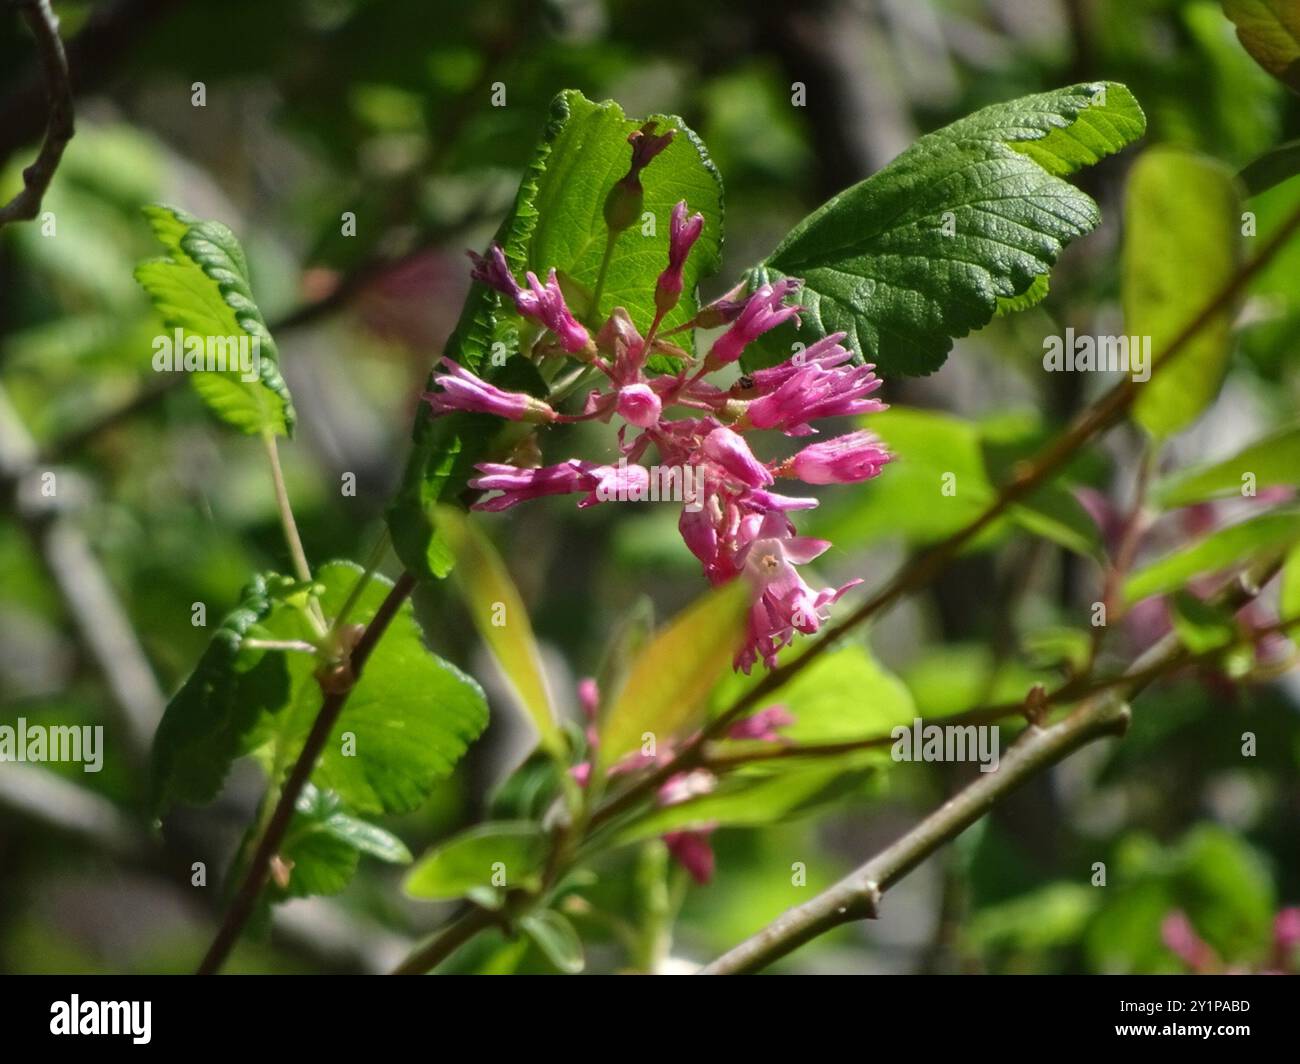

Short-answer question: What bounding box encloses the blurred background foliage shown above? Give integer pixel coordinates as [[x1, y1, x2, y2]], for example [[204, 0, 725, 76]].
[[1, 0, 1298, 974]]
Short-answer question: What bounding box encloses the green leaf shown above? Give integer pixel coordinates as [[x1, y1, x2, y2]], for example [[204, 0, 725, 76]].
[[995, 272, 1050, 317], [812, 407, 1099, 558], [1009, 486, 1104, 562], [902, 644, 1052, 718], [1124, 508, 1300, 603], [1282, 542, 1300, 620], [150, 573, 290, 813], [1153, 425, 1300, 506], [387, 90, 723, 583], [434, 507, 562, 755], [1126, 149, 1243, 438], [617, 764, 862, 841], [1169, 590, 1238, 654], [746, 82, 1145, 376], [134, 204, 295, 436], [710, 642, 915, 746], [519, 910, 585, 974], [1022, 626, 1093, 674], [154, 563, 488, 819], [966, 883, 1099, 953], [597, 582, 749, 770], [255, 561, 490, 815], [1238, 137, 1300, 195], [1223, 0, 1300, 93], [270, 784, 412, 901], [404, 822, 547, 902], [811, 408, 996, 547]]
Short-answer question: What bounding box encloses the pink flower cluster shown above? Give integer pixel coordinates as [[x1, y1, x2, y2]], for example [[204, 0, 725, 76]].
[[425, 182, 891, 672]]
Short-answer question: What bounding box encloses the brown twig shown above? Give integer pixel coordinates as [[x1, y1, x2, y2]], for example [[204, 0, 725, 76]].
[[0, 0, 74, 228], [390, 904, 501, 976], [196, 571, 416, 975]]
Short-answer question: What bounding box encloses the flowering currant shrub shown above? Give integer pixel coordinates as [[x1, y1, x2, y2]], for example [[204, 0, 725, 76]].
[[95, 48, 1300, 978]]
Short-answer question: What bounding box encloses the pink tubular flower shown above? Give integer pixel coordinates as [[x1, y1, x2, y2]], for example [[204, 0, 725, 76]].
[[746, 361, 885, 437], [740, 332, 856, 395], [577, 677, 600, 721], [469, 459, 597, 511], [658, 769, 718, 884], [679, 503, 725, 581], [705, 279, 803, 368], [736, 512, 862, 672], [702, 426, 773, 489], [655, 200, 705, 314], [467, 246, 590, 353], [457, 216, 891, 686], [467, 245, 523, 299], [727, 705, 796, 742], [616, 382, 662, 428], [425, 358, 557, 423], [787, 430, 892, 484], [517, 268, 591, 353], [581, 461, 652, 507], [628, 123, 674, 172]]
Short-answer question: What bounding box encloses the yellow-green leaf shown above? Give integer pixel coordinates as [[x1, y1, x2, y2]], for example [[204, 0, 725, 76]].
[[1223, 0, 1300, 93], [435, 507, 561, 756], [597, 581, 749, 769], [134, 204, 295, 436], [1126, 149, 1242, 439]]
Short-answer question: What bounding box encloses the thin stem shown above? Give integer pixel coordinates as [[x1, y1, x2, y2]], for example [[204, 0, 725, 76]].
[[702, 694, 1132, 974], [1089, 441, 1156, 666], [261, 431, 313, 585], [641, 306, 668, 353], [391, 905, 500, 975], [260, 430, 326, 633], [242, 638, 319, 655], [0, 0, 74, 228], [589, 230, 617, 323], [197, 571, 416, 975]]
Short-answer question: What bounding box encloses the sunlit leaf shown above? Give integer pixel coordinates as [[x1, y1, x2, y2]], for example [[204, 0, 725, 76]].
[[134, 204, 295, 436], [1223, 0, 1300, 94], [520, 909, 585, 974], [597, 582, 749, 769], [747, 82, 1145, 376], [404, 822, 547, 901], [1153, 425, 1300, 506], [1124, 509, 1300, 603], [435, 507, 562, 756], [1126, 148, 1242, 438]]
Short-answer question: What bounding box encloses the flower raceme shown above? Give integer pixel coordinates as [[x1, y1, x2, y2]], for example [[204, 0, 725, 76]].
[[425, 183, 891, 673]]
